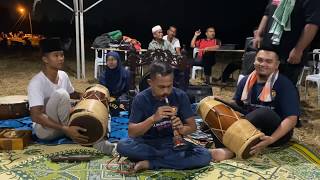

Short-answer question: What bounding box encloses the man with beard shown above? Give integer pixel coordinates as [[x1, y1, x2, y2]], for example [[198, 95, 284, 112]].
[[148, 25, 176, 55], [211, 47, 300, 157], [253, 0, 320, 84]]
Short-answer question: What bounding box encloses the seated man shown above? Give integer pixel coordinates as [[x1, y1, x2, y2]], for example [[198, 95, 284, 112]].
[[28, 38, 88, 143], [28, 38, 115, 154], [117, 60, 213, 171], [190, 27, 221, 83], [213, 47, 300, 156], [148, 25, 176, 55], [163, 26, 181, 55]]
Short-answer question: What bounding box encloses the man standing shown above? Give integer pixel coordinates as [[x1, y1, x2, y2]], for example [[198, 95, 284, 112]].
[[117, 60, 213, 171], [190, 27, 221, 83], [148, 25, 176, 55], [254, 0, 320, 84], [163, 26, 181, 55]]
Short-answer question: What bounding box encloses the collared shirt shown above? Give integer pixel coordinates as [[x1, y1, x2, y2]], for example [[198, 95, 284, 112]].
[[163, 35, 181, 49], [148, 39, 176, 55]]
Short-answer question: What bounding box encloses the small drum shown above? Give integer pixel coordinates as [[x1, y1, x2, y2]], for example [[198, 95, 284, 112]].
[[82, 84, 110, 107], [69, 99, 109, 146], [0, 95, 29, 120], [197, 97, 263, 159]]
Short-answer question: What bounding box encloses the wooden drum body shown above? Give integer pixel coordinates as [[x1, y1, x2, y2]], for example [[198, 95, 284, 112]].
[[197, 96, 263, 159], [0, 95, 29, 120], [69, 99, 109, 146], [82, 84, 110, 107]]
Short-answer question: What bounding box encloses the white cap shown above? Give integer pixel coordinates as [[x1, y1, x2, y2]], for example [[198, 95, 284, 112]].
[[152, 25, 162, 33]]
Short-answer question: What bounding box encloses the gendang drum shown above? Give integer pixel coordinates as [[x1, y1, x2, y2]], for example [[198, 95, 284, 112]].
[[197, 96, 264, 159], [82, 84, 110, 107], [0, 95, 29, 120], [69, 99, 109, 146]]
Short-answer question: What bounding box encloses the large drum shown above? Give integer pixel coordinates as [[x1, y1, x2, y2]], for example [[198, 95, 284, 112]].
[[197, 97, 264, 159], [0, 95, 29, 120], [82, 84, 110, 107], [69, 99, 109, 146]]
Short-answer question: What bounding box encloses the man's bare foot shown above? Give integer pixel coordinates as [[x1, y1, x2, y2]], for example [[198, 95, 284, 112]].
[[134, 160, 150, 172], [210, 148, 235, 162]]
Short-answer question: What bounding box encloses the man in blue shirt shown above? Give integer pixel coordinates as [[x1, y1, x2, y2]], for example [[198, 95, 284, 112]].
[[254, 0, 320, 84], [117, 60, 215, 172], [214, 47, 300, 157]]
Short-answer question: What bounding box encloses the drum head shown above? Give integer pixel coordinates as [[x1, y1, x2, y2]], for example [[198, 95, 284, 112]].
[[0, 95, 28, 104], [241, 138, 261, 159], [0, 95, 29, 120], [69, 115, 105, 145], [222, 119, 263, 159]]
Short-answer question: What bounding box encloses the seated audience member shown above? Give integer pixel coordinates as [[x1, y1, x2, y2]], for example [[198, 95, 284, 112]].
[[190, 27, 221, 84], [163, 26, 181, 55], [99, 51, 130, 98], [148, 25, 176, 55]]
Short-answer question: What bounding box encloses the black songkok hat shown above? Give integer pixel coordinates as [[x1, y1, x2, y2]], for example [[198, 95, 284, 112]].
[[40, 37, 62, 53]]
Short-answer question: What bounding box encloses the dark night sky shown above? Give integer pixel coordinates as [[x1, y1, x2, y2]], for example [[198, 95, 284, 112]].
[[0, 0, 269, 48]]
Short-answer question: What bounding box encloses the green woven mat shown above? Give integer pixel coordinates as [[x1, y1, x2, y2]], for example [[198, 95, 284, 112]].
[[0, 142, 319, 179]]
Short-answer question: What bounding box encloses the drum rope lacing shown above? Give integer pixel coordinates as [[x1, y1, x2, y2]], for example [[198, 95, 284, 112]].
[[82, 90, 108, 103], [206, 105, 261, 141], [207, 106, 241, 135]]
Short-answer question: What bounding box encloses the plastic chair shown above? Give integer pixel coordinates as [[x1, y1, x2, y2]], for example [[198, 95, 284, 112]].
[[297, 66, 312, 91], [94, 49, 106, 79], [305, 49, 320, 105], [190, 48, 205, 80]]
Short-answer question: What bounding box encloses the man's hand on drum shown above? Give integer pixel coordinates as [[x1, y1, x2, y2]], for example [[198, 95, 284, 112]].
[[250, 135, 274, 155], [153, 106, 176, 123], [171, 116, 184, 132], [63, 126, 89, 143]]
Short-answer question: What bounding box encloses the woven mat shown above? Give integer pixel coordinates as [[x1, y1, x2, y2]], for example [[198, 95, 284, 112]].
[[0, 141, 318, 179]]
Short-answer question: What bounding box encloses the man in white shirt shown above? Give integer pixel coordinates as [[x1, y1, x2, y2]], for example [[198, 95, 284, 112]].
[[148, 25, 176, 55], [163, 26, 181, 55], [28, 38, 89, 143]]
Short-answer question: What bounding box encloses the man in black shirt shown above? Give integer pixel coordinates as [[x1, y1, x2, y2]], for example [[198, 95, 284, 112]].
[[254, 0, 320, 84]]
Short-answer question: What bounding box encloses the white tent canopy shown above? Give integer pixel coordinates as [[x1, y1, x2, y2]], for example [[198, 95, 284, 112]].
[[33, 0, 103, 79]]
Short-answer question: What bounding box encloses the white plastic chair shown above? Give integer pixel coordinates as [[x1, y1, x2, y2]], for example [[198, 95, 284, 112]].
[[305, 49, 320, 105], [297, 66, 312, 92], [94, 49, 107, 79], [191, 48, 205, 80]]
